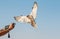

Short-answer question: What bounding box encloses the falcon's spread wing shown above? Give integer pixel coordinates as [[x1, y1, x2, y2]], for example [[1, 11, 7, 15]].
[[14, 16, 31, 23], [30, 1, 38, 19]]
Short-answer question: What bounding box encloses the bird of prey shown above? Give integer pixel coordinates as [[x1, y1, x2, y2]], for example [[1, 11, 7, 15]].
[[14, 1, 38, 28], [0, 23, 15, 38]]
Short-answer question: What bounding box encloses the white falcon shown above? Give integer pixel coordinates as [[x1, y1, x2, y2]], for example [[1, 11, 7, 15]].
[[14, 1, 38, 28]]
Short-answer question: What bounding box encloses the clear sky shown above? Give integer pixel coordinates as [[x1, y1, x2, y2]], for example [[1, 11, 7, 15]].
[[0, 0, 60, 39]]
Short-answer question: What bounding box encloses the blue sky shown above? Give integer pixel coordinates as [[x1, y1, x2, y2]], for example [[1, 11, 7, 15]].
[[0, 0, 60, 39]]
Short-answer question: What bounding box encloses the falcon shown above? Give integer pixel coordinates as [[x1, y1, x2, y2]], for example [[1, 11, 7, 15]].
[[14, 1, 38, 28]]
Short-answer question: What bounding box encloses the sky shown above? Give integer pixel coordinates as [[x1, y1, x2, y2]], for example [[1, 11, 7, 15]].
[[0, 0, 60, 39]]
